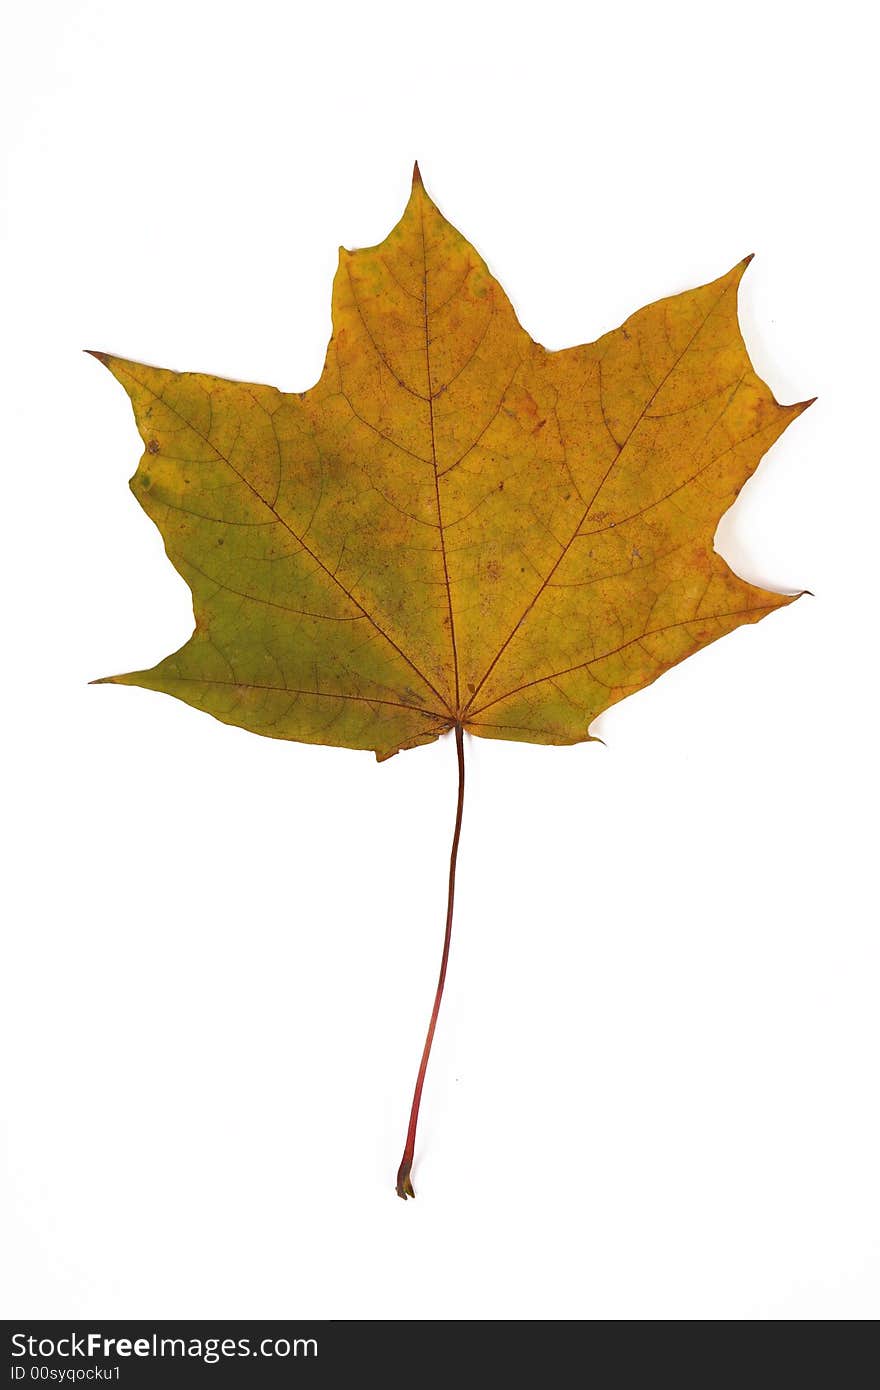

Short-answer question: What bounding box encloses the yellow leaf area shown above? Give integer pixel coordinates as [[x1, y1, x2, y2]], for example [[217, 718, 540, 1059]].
[[93, 166, 811, 760]]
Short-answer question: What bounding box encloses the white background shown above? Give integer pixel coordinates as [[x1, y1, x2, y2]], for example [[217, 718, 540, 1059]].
[[2, 0, 877, 1321]]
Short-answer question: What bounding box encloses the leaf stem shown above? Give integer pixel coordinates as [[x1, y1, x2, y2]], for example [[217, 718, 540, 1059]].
[[396, 721, 466, 1199]]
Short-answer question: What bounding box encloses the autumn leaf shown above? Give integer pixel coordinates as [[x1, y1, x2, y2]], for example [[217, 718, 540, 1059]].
[[91, 164, 811, 1197]]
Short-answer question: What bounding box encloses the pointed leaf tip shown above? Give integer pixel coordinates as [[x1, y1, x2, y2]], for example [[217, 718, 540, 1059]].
[[786, 396, 818, 418], [85, 349, 109, 364], [412, 160, 423, 186]]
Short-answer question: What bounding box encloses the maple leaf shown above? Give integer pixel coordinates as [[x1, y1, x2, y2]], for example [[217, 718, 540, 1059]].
[[91, 164, 811, 1197]]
